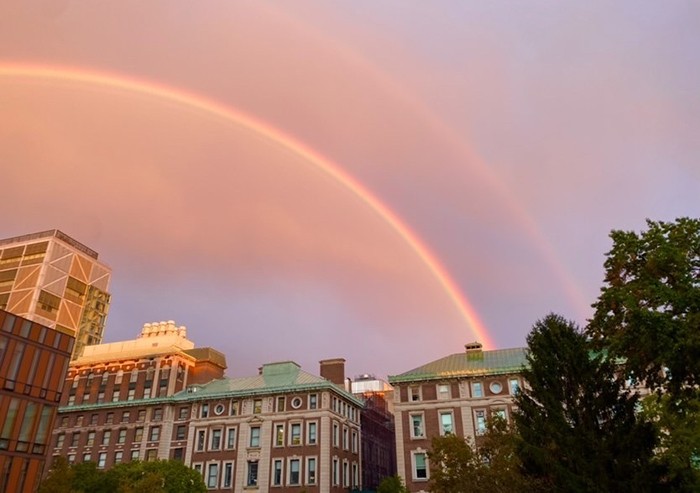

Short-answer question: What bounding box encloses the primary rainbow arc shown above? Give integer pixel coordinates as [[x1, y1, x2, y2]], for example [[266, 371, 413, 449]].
[[0, 62, 495, 349]]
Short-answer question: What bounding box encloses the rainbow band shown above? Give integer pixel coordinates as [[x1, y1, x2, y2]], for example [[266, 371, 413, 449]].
[[0, 62, 495, 349]]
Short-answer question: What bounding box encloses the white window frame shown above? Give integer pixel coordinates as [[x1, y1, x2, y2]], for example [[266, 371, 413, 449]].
[[437, 383, 451, 400], [410, 413, 425, 439], [222, 461, 234, 489], [272, 458, 284, 486], [509, 378, 520, 395], [306, 456, 317, 485], [274, 423, 285, 447], [206, 462, 219, 489], [409, 385, 421, 402], [475, 409, 487, 435], [226, 426, 237, 450], [249, 426, 261, 448], [439, 410, 454, 435], [288, 457, 301, 486], [289, 422, 302, 446], [209, 428, 222, 451], [307, 421, 318, 445], [412, 450, 429, 481], [471, 381, 483, 398]]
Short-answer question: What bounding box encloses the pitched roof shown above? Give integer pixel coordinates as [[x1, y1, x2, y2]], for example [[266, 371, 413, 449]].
[[388, 347, 527, 384], [174, 361, 363, 405]]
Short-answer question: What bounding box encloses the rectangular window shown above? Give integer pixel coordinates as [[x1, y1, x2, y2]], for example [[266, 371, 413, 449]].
[[223, 462, 233, 488], [118, 429, 126, 444], [272, 459, 283, 486], [307, 457, 317, 484], [176, 425, 186, 441], [86, 431, 95, 446], [145, 449, 157, 461], [106, 412, 113, 424], [437, 384, 451, 399], [493, 408, 507, 422], [472, 382, 483, 398], [509, 378, 520, 395], [55, 433, 65, 449], [102, 430, 111, 445], [83, 453, 91, 463], [210, 429, 222, 450], [290, 423, 301, 446], [97, 452, 107, 468], [179, 407, 189, 420], [253, 399, 262, 414], [410, 414, 424, 438], [71, 432, 80, 447], [201, 404, 209, 418], [114, 451, 123, 464], [131, 450, 140, 461], [274, 423, 284, 447], [333, 422, 339, 447], [173, 448, 184, 461], [440, 411, 454, 435], [112, 390, 120, 402], [152, 408, 163, 421], [332, 458, 339, 486], [127, 389, 135, 401], [249, 426, 260, 447], [197, 430, 206, 451], [352, 430, 358, 453], [475, 410, 486, 435], [414, 452, 428, 480], [276, 396, 285, 412], [207, 463, 219, 488], [138, 410, 146, 422], [343, 426, 349, 450], [247, 461, 258, 486], [134, 427, 144, 442], [149, 426, 160, 442], [307, 422, 317, 445], [226, 427, 237, 449], [289, 458, 300, 485], [230, 400, 239, 416], [409, 385, 421, 401], [343, 460, 349, 487], [309, 393, 318, 409]]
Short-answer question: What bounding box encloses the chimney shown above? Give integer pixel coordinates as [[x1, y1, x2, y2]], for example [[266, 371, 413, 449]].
[[465, 341, 483, 360], [319, 358, 346, 386]]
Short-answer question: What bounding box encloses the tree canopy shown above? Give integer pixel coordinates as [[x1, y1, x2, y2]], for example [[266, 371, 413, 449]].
[[589, 217, 700, 398], [38, 459, 205, 493], [514, 313, 659, 493], [428, 416, 541, 493]]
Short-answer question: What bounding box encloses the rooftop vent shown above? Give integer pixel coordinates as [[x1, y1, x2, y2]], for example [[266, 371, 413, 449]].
[[465, 342, 483, 352]]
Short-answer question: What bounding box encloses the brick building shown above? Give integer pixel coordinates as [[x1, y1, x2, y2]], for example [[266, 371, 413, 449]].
[[50, 323, 364, 492], [388, 342, 527, 492], [51, 321, 226, 468], [0, 309, 74, 492]]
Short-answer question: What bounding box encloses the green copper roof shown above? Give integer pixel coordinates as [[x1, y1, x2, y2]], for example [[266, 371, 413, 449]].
[[388, 347, 528, 384], [173, 361, 363, 406]]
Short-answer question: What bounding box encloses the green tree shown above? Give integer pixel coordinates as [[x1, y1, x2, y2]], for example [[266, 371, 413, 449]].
[[106, 460, 206, 493], [589, 218, 700, 398], [514, 313, 659, 493], [428, 416, 540, 493], [641, 394, 700, 491], [38, 459, 205, 493], [38, 456, 74, 493], [376, 474, 409, 493]]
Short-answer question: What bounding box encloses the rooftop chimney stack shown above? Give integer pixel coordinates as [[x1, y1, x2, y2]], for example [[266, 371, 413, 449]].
[[319, 358, 346, 386]]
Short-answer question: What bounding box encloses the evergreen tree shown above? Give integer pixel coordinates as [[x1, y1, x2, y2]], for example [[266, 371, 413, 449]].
[[514, 313, 658, 493]]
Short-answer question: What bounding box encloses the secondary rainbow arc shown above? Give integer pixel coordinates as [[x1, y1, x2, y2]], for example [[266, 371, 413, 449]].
[[0, 62, 496, 349]]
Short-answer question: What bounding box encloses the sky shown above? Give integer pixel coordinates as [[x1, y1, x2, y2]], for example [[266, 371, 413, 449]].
[[1, 1, 698, 379]]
